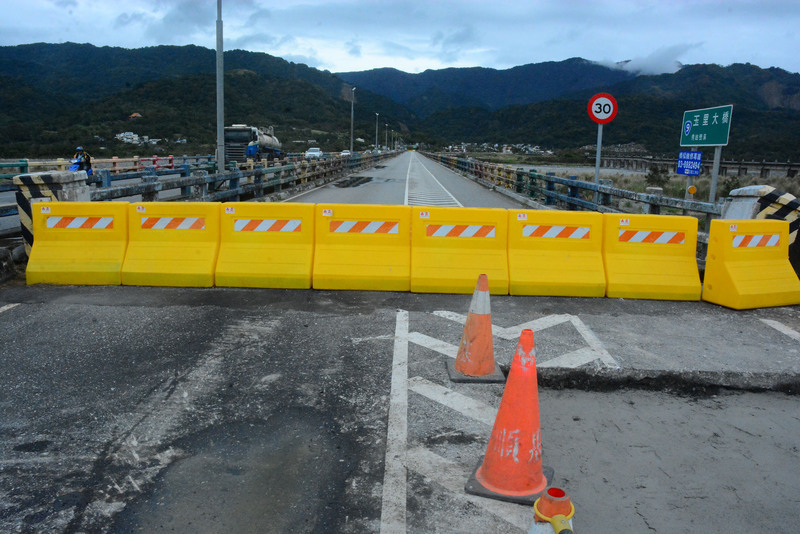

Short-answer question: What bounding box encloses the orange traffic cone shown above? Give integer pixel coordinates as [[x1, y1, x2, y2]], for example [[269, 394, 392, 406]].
[[447, 274, 505, 383], [465, 328, 553, 504]]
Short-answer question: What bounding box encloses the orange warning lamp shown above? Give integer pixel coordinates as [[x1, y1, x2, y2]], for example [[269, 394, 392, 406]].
[[534, 487, 575, 533]]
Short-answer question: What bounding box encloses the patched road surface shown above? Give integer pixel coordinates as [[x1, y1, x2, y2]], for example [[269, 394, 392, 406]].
[[1, 284, 799, 533]]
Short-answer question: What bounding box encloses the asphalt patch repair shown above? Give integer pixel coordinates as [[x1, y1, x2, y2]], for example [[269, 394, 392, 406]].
[[113, 412, 355, 533], [1, 286, 799, 532], [336, 176, 373, 188]]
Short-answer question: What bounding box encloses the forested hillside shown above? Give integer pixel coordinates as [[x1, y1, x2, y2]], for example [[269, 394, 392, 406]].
[[338, 58, 635, 115], [1, 42, 799, 160]]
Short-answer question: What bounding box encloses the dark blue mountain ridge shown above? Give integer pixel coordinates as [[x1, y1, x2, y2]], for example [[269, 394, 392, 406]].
[[337, 58, 636, 115]]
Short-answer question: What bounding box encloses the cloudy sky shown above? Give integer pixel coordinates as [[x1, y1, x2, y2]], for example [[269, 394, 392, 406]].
[[2, 0, 799, 75]]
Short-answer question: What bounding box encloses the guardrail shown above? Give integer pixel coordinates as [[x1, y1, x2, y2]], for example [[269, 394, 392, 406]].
[[0, 160, 29, 191], [0, 152, 398, 236], [424, 152, 723, 218], [88, 152, 393, 202]]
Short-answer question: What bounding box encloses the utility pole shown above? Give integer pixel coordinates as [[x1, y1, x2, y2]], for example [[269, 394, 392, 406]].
[[375, 113, 379, 149], [350, 87, 356, 153], [215, 0, 225, 170], [385, 123, 388, 150]]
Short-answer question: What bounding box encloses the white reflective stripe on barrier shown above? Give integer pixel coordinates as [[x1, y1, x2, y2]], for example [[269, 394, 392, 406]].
[[46, 216, 114, 229], [732, 234, 780, 247], [523, 225, 590, 239], [618, 230, 685, 244], [234, 219, 302, 232], [426, 224, 496, 238]]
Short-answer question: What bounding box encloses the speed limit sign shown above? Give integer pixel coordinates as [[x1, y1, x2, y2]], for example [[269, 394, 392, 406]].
[[588, 93, 618, 124]]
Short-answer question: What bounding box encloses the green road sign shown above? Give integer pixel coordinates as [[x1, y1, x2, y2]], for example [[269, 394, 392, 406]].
[[680, 104, 733, 147]]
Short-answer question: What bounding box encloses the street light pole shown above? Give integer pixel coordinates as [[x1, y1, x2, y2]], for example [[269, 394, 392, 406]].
[[215, 0, 225, 170], [350, 87, 356, 153], [375, 113, 379, 149]]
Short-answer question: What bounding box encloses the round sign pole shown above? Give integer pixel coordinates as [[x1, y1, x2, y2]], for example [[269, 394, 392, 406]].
[[593, 123, 604, 187], [587, 93, 618, 199]]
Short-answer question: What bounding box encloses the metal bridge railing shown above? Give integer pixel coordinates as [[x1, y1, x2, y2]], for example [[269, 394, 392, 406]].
[[425, 152, 723, 219], [0, 152, 397, 233]]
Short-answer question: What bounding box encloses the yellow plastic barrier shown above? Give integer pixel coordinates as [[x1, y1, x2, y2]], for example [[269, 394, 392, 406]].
[[121, 202, 220, 287], [508, 210, 605, 297], [27, 201, 128, 285], [603, 213, 701, 300], [215, 203, 315, 288], [702, 219, 800, 309], [313, 203, 411, 291], [411, 207, 509, 294]]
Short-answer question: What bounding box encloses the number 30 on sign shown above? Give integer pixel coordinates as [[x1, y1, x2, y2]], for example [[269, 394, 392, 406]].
[[588, 93, 618, 124]]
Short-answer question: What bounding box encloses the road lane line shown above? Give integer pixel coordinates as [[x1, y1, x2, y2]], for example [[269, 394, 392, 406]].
[[404, 153, 412, 205], [569, 316, 620, 368], [380, 310, 409, 534], [415, 157, 463, 207], [407, 331, 458, 358], [0, 303, 20, 314], [433, 310, 619, 368], [761, 319, 800, 342], [536, 346, 599, 368], [408, 376, 497, 426], [493, 314, 575, 340], [404, 447, 532, 530], [432, 310, 572, 339]]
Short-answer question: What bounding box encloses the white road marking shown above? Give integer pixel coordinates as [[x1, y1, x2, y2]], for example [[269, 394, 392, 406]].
[[408, 376, 497, 426], [761, 319, 800, 342], [536, 346, 598, 368], [0, 303, 20, 314], [407, 331, 458, 358], [403, 154, 412, 205], [404, 447, 533, 531], [406, 153, 462, 207], [433, 310, 572, 340], [568, 316, 620, 368], [432, 310, 619, 369], [380, 310, 409, 534], [384, 309, 587, 532]]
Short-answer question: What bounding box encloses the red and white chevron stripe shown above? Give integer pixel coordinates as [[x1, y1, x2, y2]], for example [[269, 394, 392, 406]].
[[46, 216, 114, 229], [426, 224, 495, 237], [732, 234, 780, 247], [523, 225, 590, 239], [618, 230, 685, 244], [330, 220, 399, 234], [140, 217, 205, 230], [234, 219, 301, 232]]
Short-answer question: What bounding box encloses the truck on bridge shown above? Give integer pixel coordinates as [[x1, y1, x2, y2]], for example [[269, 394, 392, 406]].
[[224, 124, 282, 163]]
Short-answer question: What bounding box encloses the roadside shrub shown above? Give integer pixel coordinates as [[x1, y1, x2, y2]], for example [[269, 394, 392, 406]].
[[645, 165, 670, 189]]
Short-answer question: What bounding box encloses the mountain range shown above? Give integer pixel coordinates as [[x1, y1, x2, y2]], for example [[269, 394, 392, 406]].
[[1, 42, 799, 161]]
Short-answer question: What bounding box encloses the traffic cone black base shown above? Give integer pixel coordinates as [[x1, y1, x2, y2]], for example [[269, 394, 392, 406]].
[[446, 359, 505, 383], [465, 461, 554, 505]]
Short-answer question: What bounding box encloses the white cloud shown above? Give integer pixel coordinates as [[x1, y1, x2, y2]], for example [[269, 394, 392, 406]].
[[602, 44, 704, 75], [0, 0, 798, 75]]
